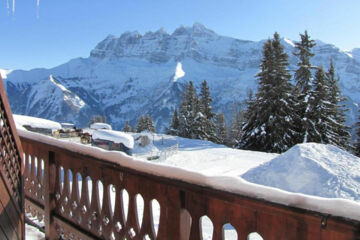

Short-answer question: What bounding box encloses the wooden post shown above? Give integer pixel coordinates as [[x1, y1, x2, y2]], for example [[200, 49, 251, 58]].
[[45, 151, 56, 239]]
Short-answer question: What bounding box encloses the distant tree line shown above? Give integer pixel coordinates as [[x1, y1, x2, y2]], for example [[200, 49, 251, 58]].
[[167, 31, 359, 154], [122, 114, 155, 133], [88, 115, 107, 126], [167, 80, 229, 145]]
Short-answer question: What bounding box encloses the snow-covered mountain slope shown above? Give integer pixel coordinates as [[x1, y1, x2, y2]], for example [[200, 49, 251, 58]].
[[3, 23, 360, 133], [242, 143, 360, 201]]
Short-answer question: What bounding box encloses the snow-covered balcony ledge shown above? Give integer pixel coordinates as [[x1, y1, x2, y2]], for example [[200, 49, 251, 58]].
[[20, 129, 360, 239]]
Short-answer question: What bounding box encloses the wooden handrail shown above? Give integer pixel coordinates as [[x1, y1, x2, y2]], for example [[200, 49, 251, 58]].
[[21, 131, 360, 240]]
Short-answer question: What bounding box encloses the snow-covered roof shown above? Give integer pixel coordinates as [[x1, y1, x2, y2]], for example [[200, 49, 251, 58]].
[[13, 114, 61, 131], [90, 122, 112, 130], [18, 129, 360, 222], [92, 129, 134, 149]]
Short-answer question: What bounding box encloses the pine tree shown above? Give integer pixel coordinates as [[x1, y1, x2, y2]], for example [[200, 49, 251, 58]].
[[137, 115, 146, 133], [144, 114, 156, 133], [96, 115, 103, 123], [199, 80, 215, 119], [198, 80, 217, 141], [123, 121, 132, 132], [178, 81, 199, 138], [326, 59, 351, 148], [241, 33, 299, 153], [355, 110, 360, 157], [229, 106, 245, 148], [215, 113, 227, 145], [168, 109, 180, 135], [310, 67, 332, 143], [191, 111, 210, 140], [293, 30, 316, 143], [88, 116, 96, 126]]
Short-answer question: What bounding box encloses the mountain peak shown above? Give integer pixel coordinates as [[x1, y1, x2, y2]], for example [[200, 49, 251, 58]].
[[172, 23, 217, 38], [155, 27, 168, 35], [120, 31, 142, 39]]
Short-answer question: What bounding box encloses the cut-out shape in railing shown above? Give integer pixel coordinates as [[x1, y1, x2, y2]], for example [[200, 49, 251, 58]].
[[129, 227, 136, 238], [247, 232, 264, 240], [180, 209, 192, 240], [143, 234, 151, 240], [110, 231, 115, 240], [87, 176, 93, 205], [200, 215, 213, 240], [222, 223, 237, 240], [136, 193, 144, 229], [97, 180, 104, 210], [28, 154, 32, 176], [68, 169, 73, 195], [151, 199, 160, 237], [77, 173, 82, 200], [109, 184, 116, 216], [115, 221, 122, 232], [40, 159, 44, 180], [34, 156, 38, 172], [121, 189, 129, 224], [60, 166, 65, 193]]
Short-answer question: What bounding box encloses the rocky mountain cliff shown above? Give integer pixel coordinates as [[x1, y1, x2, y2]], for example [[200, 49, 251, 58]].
[[3, 23, 360, 135]]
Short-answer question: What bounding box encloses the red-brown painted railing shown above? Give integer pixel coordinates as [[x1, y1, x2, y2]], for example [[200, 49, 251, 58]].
[[21, 133, 360, 240], [0, 76, 24, 240]]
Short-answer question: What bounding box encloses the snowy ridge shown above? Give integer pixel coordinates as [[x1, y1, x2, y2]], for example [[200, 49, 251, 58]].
[[18, 129, 360, 221], [49, 75, 85, 110], [3, 23, 360, 132]]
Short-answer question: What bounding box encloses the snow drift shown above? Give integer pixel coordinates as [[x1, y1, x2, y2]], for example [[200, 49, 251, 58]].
[[242, 143, 360, 201]]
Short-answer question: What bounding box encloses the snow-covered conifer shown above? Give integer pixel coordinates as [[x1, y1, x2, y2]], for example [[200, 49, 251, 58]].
[[215, 112, 228, 145], [293, 30, 316, 142], [326, 59, 351, 148], [136, 115, 146, 133], [228, 105, 244, 148], [241, 33, 298, 153], [309, 67, 331, 143], [199, 80, 215, 119], [167, 109, 180, 135], [144, 114, 156, 133], [198, 80, 217, 141], [355, 111, 360, 157], [178, 81, 198, 138], [123, 121, 132, 132]]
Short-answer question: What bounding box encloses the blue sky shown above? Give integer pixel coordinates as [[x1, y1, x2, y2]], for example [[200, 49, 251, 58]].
[[1, 0, 359, 70]]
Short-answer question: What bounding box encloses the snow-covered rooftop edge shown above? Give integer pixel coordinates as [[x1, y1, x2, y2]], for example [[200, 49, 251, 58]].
[[18, 129, 360, 222]]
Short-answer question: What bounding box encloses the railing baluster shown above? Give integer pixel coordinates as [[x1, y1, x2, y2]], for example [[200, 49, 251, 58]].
[[70, 170, 80, 223], [45, 151, 56, 239], [90, 178, 101, 236], [101, 182, 113, 239]]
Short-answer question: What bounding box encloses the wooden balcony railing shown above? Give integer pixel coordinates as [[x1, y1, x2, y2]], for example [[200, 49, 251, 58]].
[[20, 130, 360, 240]]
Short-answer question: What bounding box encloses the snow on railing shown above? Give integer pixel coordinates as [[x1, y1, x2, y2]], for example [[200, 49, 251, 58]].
[[20, 129, 360, 239]]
